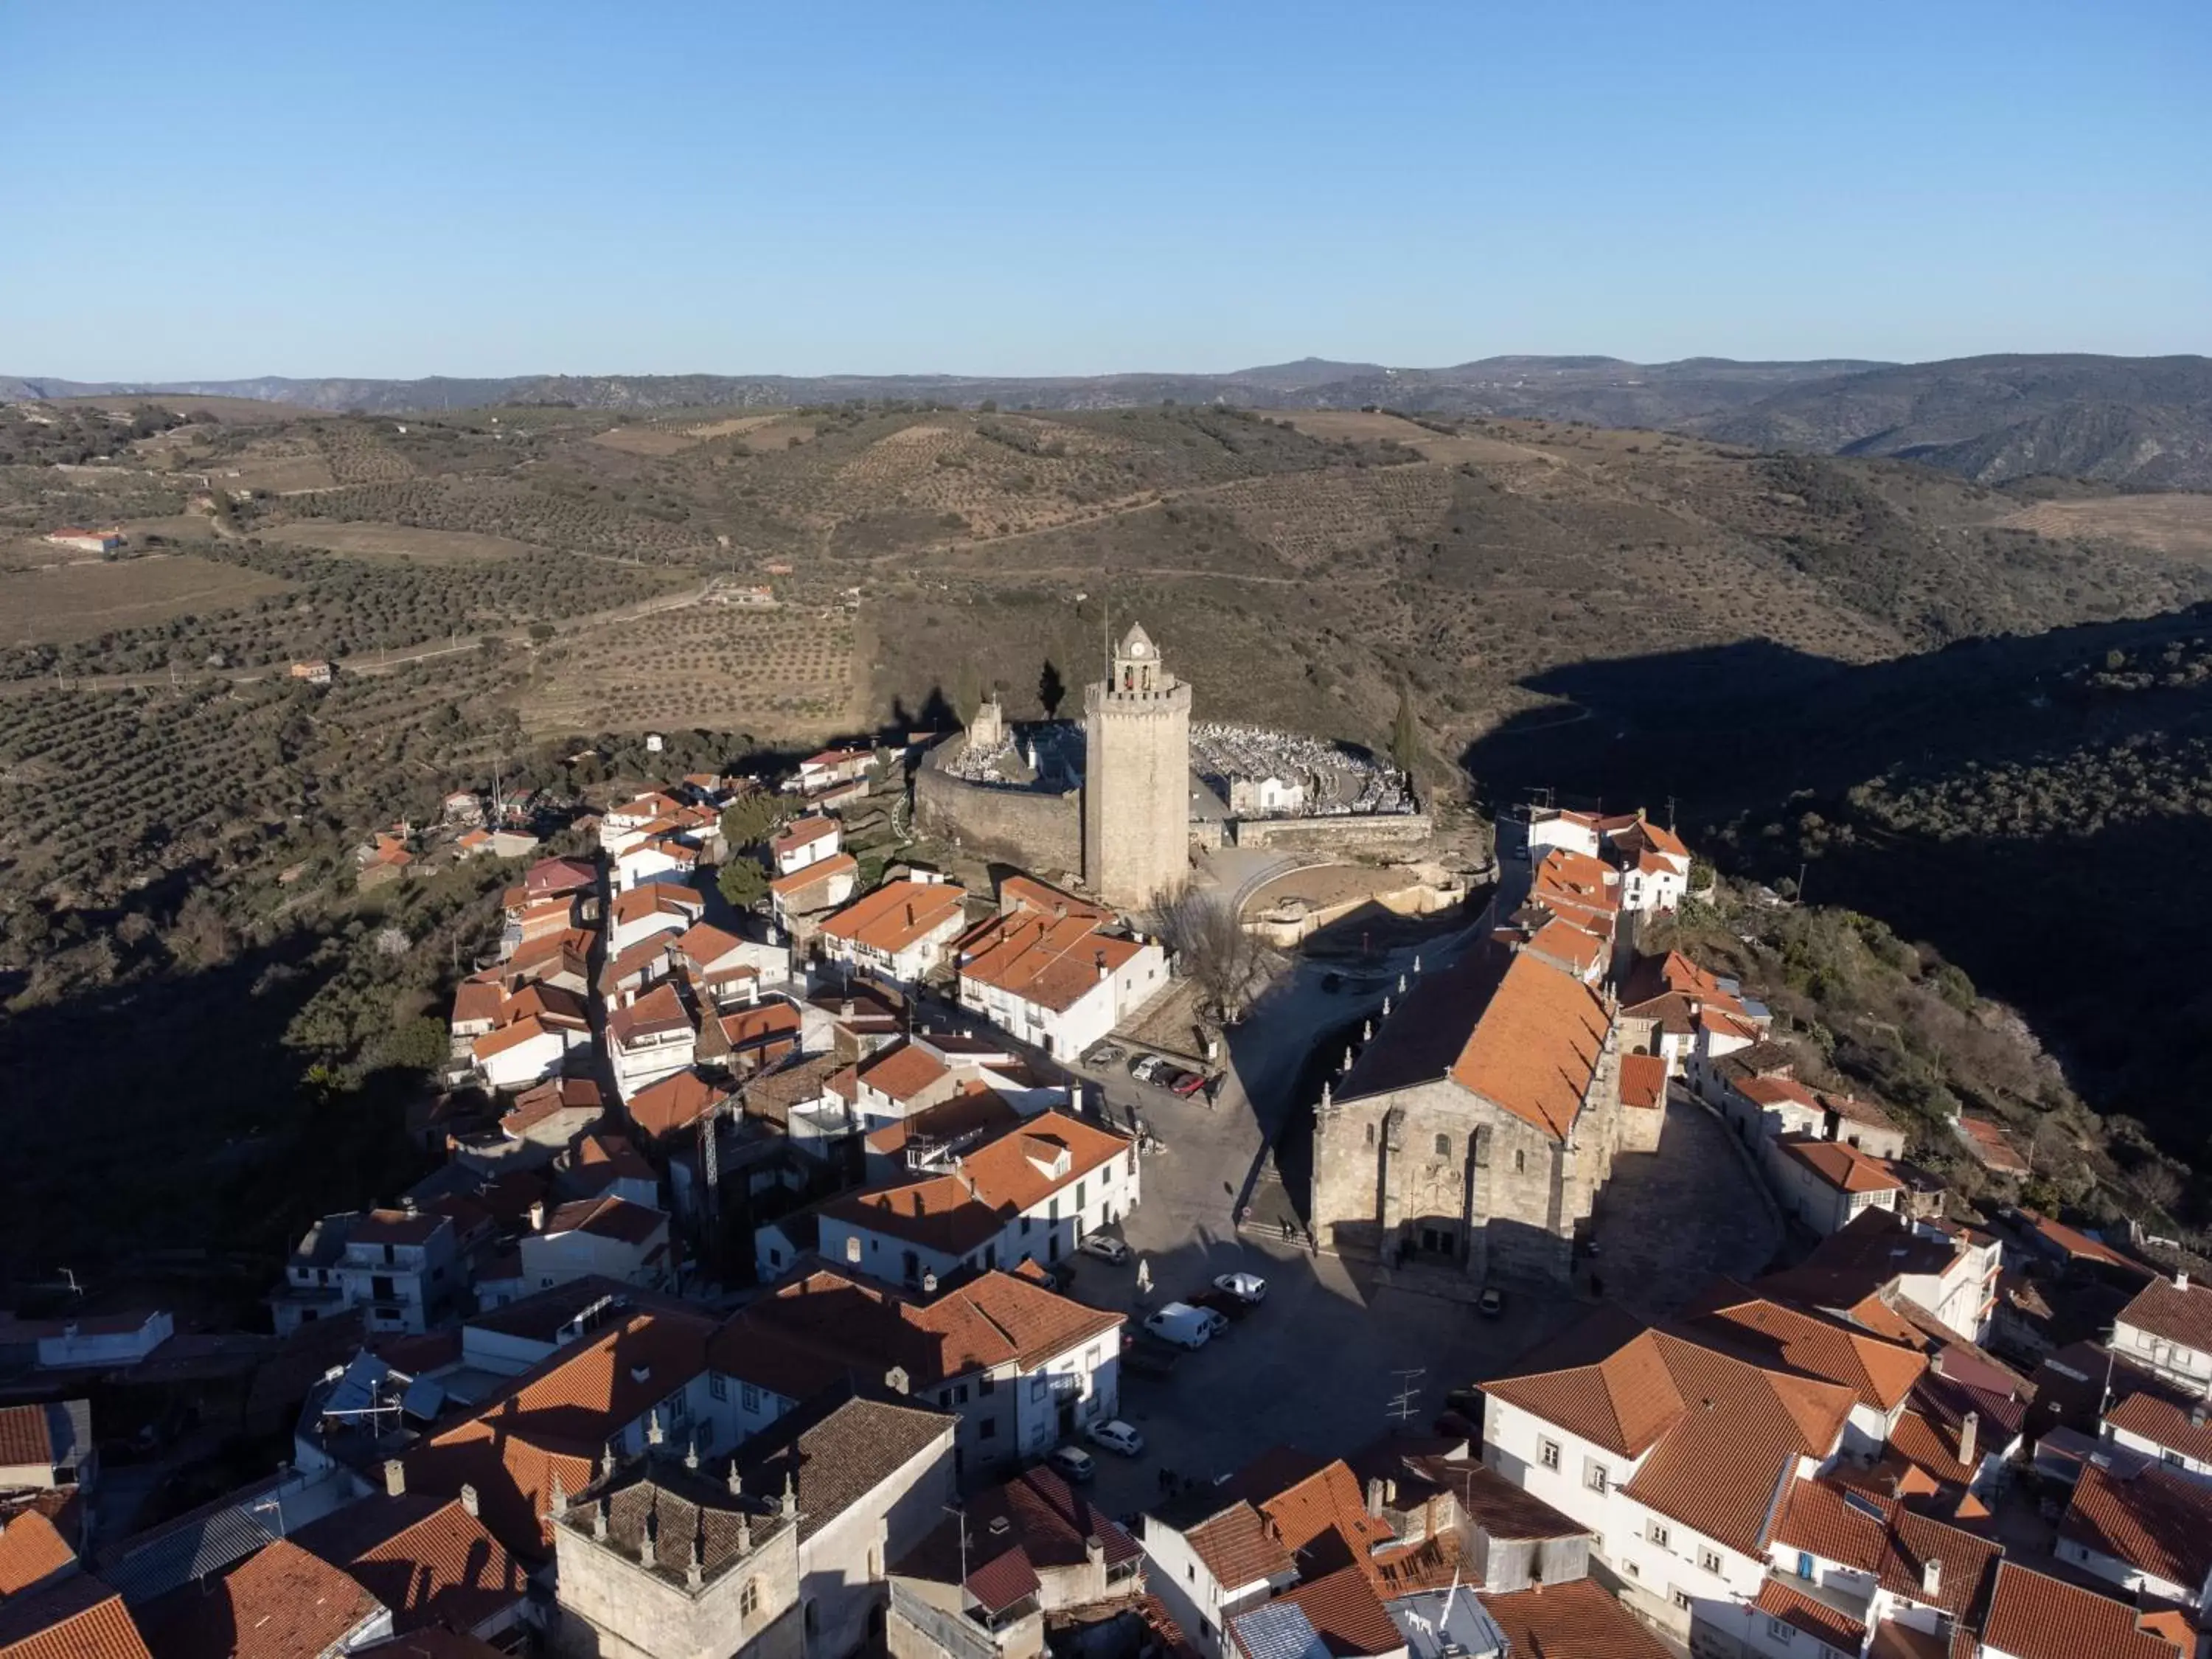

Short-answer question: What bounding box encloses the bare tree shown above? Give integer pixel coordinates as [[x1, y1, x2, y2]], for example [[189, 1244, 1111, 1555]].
[[1150, 882, 1281, 1023]]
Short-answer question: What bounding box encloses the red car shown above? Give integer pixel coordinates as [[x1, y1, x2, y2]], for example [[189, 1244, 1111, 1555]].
[[1164, 1067, 1208, 1097]]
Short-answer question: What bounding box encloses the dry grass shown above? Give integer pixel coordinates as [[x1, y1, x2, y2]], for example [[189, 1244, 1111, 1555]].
[[589, 425, 698, 457], [207, 451, 338, 493], [1999, 494, 2212, 562], [1211, 466, 1454, 569], [518, 605, 860, 737], [266, 521, 543, 563], [0, 554, 293, 644]]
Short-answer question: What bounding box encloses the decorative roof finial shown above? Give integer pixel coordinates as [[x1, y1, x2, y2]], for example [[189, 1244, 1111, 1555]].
[[781, 1472, 797, 1519], [593, 1500, 608, 1541], [549, 1472, 568, 1519], [685, 1433, 700, 1472], [727, 1460, 744, 1498], [647, 1409, 664, 1447]]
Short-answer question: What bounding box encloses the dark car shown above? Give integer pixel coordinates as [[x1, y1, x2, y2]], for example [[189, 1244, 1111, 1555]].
[[1122, 1341, 1181, 1380], [1478, 1287, 1506, 1318]]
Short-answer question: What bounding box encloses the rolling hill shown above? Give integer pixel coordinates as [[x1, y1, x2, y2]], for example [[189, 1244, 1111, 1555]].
[[11, 352, 2211, 487]]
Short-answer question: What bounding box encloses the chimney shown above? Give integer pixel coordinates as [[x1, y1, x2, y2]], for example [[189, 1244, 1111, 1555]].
[[460, 1483, 479, 1517], [922, 1270, 939, 1294], [886, 1366, 910, 1396], [1958, 1411, 1978, 1468], [1366, 1477, 1388, 1517], [529, 1200, 547, 1233], [2192, 1402, 2207, 1430], [1085, 1535, 1105, 1569], [2178, 1271, 2191, 1293], [1096, 950, 1108, 982], [1921, 1557, 1941, 1596], [383, 1459, 406, 1498]]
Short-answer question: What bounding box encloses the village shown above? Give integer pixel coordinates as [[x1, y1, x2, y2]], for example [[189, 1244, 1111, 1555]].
[[4, 628, 2205, 1659]]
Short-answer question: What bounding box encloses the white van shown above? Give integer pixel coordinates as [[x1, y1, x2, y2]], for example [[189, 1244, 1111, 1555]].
[[1143, 1302, 1213, 1351]]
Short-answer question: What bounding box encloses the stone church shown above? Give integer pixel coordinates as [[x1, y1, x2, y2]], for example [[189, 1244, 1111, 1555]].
[[1081, 622, 1192, 911], [1310, 945, 1624, 1287]]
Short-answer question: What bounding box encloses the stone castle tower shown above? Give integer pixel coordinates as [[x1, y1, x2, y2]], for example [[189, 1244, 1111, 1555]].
[[1083, 622, 1192, 911]]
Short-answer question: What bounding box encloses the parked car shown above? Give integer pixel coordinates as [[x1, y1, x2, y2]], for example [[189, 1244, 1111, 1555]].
[[1085, 1041, 1127, 1067], [1122, 1341, 1181, 1380], [1197, 1307, 1231, 1339], [1166, 1068, 1208, 1098], [1129, 1054, 1164, 1083], [1478, 1287, 1506, 1318], [1087, 1419, 1146, 1457], [1212, 1271, 1267, 1304], [1048, 1445, 1097, 1484], [1080, 1232, 1132, 1265], [1144, 1302, 1214, 1350]]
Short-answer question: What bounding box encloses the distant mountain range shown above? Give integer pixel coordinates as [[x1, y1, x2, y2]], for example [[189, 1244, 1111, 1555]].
[[7, 352, 2210, 489]]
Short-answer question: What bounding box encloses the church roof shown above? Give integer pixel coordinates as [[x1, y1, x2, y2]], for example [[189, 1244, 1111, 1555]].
[[1119, 622, 1156, 657]]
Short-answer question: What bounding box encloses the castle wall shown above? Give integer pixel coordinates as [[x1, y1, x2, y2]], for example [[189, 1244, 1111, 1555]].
[[914, 737, 1082, 876], [1230, 812, 1433, 852]]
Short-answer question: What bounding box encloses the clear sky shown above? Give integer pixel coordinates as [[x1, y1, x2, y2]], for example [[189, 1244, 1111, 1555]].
[[4, 1, 2206, 380]]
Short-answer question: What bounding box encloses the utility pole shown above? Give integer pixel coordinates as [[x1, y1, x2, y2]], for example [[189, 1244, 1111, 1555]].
[[1796, 860, 1808, 907]]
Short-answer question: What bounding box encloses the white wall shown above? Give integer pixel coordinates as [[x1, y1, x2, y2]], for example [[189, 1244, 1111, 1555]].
[[2116, 1316, 2212, 1397]]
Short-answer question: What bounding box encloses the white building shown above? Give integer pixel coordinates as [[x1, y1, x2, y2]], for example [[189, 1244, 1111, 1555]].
[[1140, 1492, 1298, 1659], [1767, 1135, 1905, 1236], [953, 878, 1169, 1060], [271, 1208, 462, 1337], [814, 1110, 1138, 1288], [2113, 1276, 2212, 1398], [608, 982, 698, 1099], [817, 877, 970, 987], [518, 1196, 673, 1294], [714, 1267, 1125, 1476], [770, 815, 843, 876], [1481, 1307, 1855, 1652]]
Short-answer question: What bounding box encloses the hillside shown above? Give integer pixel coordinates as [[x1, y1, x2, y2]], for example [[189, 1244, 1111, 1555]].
[[13, 352, 2211, 487], [1698, 355, 2212, 488]]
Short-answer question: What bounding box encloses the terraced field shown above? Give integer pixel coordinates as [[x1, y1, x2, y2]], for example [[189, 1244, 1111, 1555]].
[[519, 604, 860, 737], [0, 554, 293, 644]]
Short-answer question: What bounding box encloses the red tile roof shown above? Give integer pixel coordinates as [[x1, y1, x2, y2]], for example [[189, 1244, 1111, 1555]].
[[0, 1576, 151, 1659], [1978, 1559, 2188, 1659], [545, 1195, 666, 1245], [1485, 1308, 1855, 1557], [1753, 1577, 1866, 1650], [406, 1307, 714, 1556], [1184, 1503, 1295, 1592], [1777, 1134, 1907, 1195], [771, 815, 840, 853], [1618, 1052, 1667, 1110], [140, 1539, 382, 1659], [2061, 1457, 2212, 1592], [1478, 1577, 1670, 1659], [0, 1406, 55, 1469], [1767, 1478, 1999, 1620], [2118, 1276, 2212, 1353], [1269, 1565, 1402, 1658], [624, 1068, 728, 1138], [1686, 1284, 1927, 1411], [606, 981, 693, 1048], [821, 880, 970, 956], [771, 851, 858, 900], [0, 1511, 74, 1596], [857, 1040, 950, 1105], [954, 911, 1146, 1013], [1955, 1115, 2030, 1175], [293, 1493, 524, 1635]]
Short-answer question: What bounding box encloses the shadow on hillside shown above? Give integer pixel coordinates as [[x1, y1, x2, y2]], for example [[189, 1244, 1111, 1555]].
[[1458, 602, 2212, 1156], [0, 929, 434, 1291]]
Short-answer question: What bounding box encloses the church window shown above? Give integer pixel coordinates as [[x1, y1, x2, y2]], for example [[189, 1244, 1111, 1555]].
[[741, 1579, 762, 1616], [1472, 1127, 1491, 1168], [1365, 1123, 1377, 1149], [1515, 1149, 1526, 1173], [1433, 1133, 1451, 1158]]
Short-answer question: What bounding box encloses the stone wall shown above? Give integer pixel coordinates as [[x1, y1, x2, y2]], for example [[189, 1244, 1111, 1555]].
[[1229, 811, 1433, 852], [1310, 1035, 1623, 1290], [914, 737, 1083, 877]]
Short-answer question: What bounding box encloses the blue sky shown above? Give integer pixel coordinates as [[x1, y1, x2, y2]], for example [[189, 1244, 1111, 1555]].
[[3, 2, 2206, 378]]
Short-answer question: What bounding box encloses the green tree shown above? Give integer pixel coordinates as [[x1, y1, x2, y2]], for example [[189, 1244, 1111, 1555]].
[[1038, 659, 1066, 718], [720, 792, 787, 852], [718, 858, 767, 909], [1389, 686, 1422, 777]]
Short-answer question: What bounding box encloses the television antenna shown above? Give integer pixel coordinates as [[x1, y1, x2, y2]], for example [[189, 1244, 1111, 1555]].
[[1385, 1366, 1426, 1425]]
